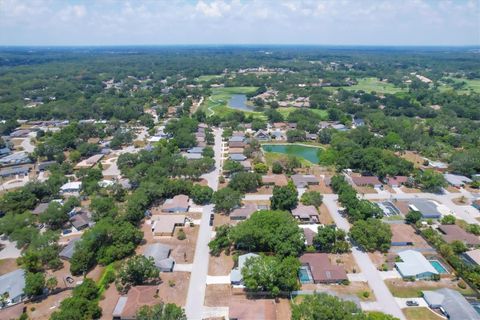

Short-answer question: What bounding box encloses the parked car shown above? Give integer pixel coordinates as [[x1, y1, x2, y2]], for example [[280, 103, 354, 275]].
[[406, 300, 419, 307]]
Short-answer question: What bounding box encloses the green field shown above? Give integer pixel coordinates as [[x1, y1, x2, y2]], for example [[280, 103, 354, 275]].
[[277, 107, 328, 119], [325, 77, 406, 94], [200, 86, 264, 118], [403, 308, 444, 320], [439, 77, 480, 94], [195, 74, 224, 82]]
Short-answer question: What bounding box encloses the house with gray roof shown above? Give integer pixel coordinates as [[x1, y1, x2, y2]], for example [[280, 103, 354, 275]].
[[0, 165, 30, 178], [0, 147, 11, 158], [59, 237, 81, 260], [0, 269, 26, 306], [0, 152, 31, 166], [408, 199, 442, 219], [423, 288, 480, 320], [291, 174, 319, 188], [143, 243, 175, 272], [229, 154, 247, 162], [395, 250, 438, 280], [444, 173, 472, 187], [161, 195, 189, 213], [230, 253, 259, 285]]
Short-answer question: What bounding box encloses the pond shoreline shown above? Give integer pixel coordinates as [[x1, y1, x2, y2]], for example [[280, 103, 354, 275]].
[[261, 143, 323, 164]]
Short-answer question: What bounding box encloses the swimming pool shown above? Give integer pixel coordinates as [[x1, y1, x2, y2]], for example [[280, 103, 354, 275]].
[[429, 260, 448, 274], [299, 266, 313, 283]]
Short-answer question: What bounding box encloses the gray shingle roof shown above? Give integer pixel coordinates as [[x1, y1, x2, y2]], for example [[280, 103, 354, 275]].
[[423, 288, 480, 320], [0, 269, 25, 301], [143, 243, 175, 271]]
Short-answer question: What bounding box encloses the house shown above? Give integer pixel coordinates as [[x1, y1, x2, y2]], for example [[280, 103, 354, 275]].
[[464, 249, 480, 266], [228, 298, 277, 320], [143, 243, 175, 272], [299, 253, 347, 284], [183, 153, 202, 160], [74, 154, 104, 169], [229, 154, 247, 162], [70, 212, 92, 231], [395, 250, 438, 280], [443, 173, 472, 187], [292, 205, 319, 223], [438, 225, 480, 246], [37, 160, 56, 172], [60, 181, 82, 195], [230, 203, 258, 221], [151, 215, 186, 236], [228, 148, 244, 155], [0, 152, 31, 166], [112, 286, 160, 320], [407, 199, 442, 219], [261, 174, 288, 186], [187, 147, 204, 154], [272, 122, 287, 129], [270, 130, 285, 141], [0, 165, 31, 178], [0, 269, 26, 306], [351, 176, 382, 188], [228, 141, 245, 148], [59, 237, 81, 260], [229, 136, 245, 143], [161, 195, 189, 213], [0, 147, 11, 158], [303, 228, 317, 246], [386, 176, 408, 188], [423, 288, 480, 320], [390, 224, 414, 246], [291, 174, 319, 188], [306, 133, 318, 140], [230, 253, 259, 285], [240, 160, 252, 171], [472, 174, 480, 181], [32, 203, 49, 215], [253, 130, 270, 141], [9, 130, 30, 138], [352, 118, 365, 128]]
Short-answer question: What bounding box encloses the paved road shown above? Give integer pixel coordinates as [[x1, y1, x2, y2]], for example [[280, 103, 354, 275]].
[[185, 128, 222, 320], [323, 195, 406, 320], [20, 133, 36, 153]]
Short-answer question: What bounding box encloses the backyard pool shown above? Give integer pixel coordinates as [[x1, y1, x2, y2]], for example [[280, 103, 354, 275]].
[[299, 266, 313, 284], [262, 144, 322, 163], [429, 260, 448, 274]]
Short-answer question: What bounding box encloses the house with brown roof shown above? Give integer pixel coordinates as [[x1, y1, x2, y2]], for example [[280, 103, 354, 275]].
[[299, 253, 347, 284], [161, 195, 189, 213], [261, 174, 288, 186], [291, 174, 319, 188], [74, 154, 104, 169], [303, 228, 317, 246], [390, 224, 414, 246], [112, 286, 160, 320], [151, 215, 186, 236], [464, 249, 480, 266], [351, 176, 382, 188], [228, 148, 245, 155], [386, 176, 408, 188], [438, 225, 480, 246], [291, 205, 319, 223], [230, 203, 258, 221], [229, 141, 246, 148], [228, 298, 277, 320]]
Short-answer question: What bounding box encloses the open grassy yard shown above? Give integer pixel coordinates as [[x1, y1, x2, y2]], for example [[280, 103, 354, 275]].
[[277, 107, 328, 119], [385, 279, 475, 298], [195, 74, 224, 82], [326, 77, 406, 94], [439, 77, 480, 94], [200, 86, 264, 118], [403, 307, 444, 320]]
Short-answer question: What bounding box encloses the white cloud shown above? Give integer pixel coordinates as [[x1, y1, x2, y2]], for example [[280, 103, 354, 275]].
[[195, 0, 231, 17]]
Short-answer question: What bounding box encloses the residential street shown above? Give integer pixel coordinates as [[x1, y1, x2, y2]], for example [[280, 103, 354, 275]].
[[185, 128, 222, 320]]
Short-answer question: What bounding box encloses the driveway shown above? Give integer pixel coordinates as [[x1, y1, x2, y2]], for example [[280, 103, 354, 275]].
[[185, 128, 223, 320], [395, 297, 428, 308], [323, 195, 406, 320]]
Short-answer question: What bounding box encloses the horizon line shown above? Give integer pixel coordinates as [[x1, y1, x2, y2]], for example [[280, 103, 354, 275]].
[[0, 44, 479, 48]]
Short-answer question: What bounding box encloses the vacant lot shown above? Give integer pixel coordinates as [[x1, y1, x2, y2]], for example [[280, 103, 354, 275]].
[[385, 279, 475, 297], [403, 307, 444, 320], [208, 251, 234, 276], [204, 284, 232, 307], [0, 258, 18, 275], [318, 203, 334, 225], [326, 77, 406, 94], [157, 272, 190, 306], [26, 289, 72, 320], [302, 281, 374, 301]]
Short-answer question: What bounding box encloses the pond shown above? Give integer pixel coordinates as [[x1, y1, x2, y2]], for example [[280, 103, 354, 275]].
[[262, 144, 322, 163], [228, 94, 254, 111]]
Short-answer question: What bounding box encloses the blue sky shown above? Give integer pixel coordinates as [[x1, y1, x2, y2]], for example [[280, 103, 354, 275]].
[[0, 0, 479, 46]]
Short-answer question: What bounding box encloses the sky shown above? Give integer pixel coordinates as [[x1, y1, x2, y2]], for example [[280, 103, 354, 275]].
[[0, 0, 479, 46]]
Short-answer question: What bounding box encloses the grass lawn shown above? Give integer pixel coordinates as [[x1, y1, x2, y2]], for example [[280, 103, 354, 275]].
[[385, 279, 475, 298], [403, 307, 444, 320], [200, 86, 264, 119], [277, 107, 328, 120], [195, 74, 224, 82], [325, 77, 406, 94], [264, 151, 313, 167], [384, 214, 404, 221], [439, 77, 480, 94]]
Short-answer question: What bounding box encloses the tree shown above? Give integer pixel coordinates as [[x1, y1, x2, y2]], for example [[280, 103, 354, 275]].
[[202, 146, 214, 158], [284, 155, 302, 173], [405, 210, 422, 224], [415, 169, 446, 193], [272, 161, 283, 174], [291, 293, 362, 320], [349, 218, 392, 252], [228, 172, 260, 193], [253, 163, 268, 174], [223, 160, 244, 174], [441, 215, 456, 225], [24, 272, 45, 297], [117, 255, 160, 292], [208, 225, 232, 256], [51, 279, 101, 320], [46, 277, 58, 292], [270, 182, 298, 211], [242, 255, 300, 296], [229, 210, 304, 257], [136, 303, 186, 320], [287, 129, 306, 143], [314, 225, 350, 253], [451, 240, 468, 254], [39, 202, 69, 230], [90, 196, 118, 221], [212, 187, 243, 213], [190, 185, 213, 205], [301, 191, 323, 207]]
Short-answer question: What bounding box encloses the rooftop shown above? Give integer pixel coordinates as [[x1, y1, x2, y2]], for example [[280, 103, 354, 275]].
[[351, 176, 382, 186], [112, 286, 160, 319], [162, 194, 189, 212], [438, 225, 480, 246], [444, 173, 472, 186], [423, 288, 480, 320], [0, 269, 25, 301], [465, 248, 480, 265], [395, 250, 438, 278], [152, 215, 186, 235], [230, 203, 258, 220], [59, 237, 81, 260], [143, 243, 174, 271], [299, 253, 347, 283]]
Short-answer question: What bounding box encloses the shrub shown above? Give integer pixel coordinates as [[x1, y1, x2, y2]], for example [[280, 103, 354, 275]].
[[177, 229, 186, 240]]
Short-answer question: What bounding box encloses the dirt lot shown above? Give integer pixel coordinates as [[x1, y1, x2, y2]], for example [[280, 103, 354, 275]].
[[276, 298, 292, 320], [302, 281, 375, 301], [445, 186, 461, 193], [0, 258, 18, 276], [353, 185, 377, 194], [368, 252, 398, 270], [385, 278, 475, 297], [318, 203, 334, 225], [99, 284, 121, 320], [452, 196, 471, 205], [213, 213, 230, 228], [400, 151, 425, 169], [157, 272, 190, 306], [26, 289, 72, 320], [400, 186, 422, 193], [329, 253, 358, 273], [204, 284, 232, 307], [208, 252, 235, 276], [252, 185, 275, 195]]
